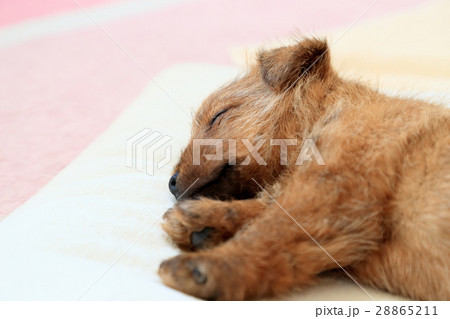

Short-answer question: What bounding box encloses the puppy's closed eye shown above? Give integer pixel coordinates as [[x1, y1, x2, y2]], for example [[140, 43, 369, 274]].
[[209, 108, 230, 127]]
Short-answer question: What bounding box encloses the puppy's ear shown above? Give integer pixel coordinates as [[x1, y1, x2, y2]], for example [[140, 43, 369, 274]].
[[258, 38, 330, 92]]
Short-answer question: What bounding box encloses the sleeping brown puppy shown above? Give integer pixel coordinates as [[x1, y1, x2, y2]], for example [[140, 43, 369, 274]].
[[158, 37, 450, 300]]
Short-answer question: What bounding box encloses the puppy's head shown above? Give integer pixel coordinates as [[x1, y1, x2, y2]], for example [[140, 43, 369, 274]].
[[169, 38, 332, 200]]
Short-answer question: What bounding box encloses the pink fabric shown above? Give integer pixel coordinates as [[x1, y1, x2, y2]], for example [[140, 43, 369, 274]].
[[0, 0, 121, 26], [0, 0, 429, 218]]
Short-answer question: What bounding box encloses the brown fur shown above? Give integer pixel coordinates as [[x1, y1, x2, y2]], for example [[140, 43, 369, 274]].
[[158, 38, 450, 300]]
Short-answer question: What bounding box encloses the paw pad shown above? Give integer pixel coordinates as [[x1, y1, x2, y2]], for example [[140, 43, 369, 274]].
[[191, 227, 215, 249]]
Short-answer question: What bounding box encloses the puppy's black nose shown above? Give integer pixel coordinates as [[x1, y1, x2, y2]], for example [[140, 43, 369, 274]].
[[168, 172, 179, 197]]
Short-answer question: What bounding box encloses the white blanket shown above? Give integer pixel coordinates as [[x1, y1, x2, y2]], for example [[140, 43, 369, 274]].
[[0, 64, 405, 300]]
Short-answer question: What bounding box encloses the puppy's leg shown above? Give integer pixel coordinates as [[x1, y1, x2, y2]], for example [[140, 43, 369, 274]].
[[159, 207, 383, 300], [159, 166, 385, 300], [162, 198, 266, 250]]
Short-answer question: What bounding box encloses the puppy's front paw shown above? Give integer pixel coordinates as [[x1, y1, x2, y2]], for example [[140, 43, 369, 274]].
[[158, 254, 240, 300], [162, 200, 232, 250]]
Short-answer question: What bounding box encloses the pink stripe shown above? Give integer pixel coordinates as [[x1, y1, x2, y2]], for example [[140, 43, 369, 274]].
[[0, 0, 429, 218]]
